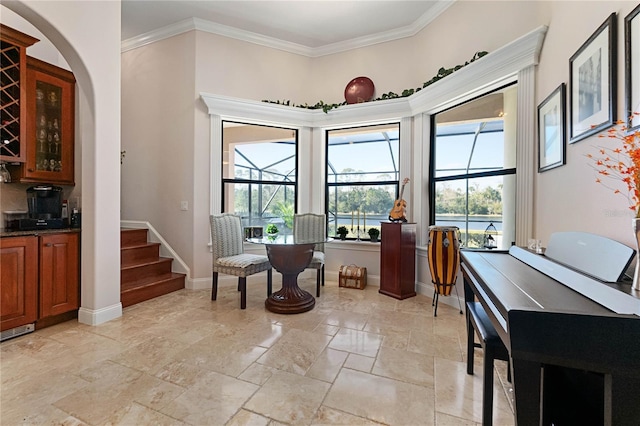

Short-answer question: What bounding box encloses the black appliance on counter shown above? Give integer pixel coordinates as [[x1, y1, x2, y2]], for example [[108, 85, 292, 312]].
[[17, 185, 66, 230]]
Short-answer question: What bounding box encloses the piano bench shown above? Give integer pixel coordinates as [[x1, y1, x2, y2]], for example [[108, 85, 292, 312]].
[[466, 301, 510, 426]]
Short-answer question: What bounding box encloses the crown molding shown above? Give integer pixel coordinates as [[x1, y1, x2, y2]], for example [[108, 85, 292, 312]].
[[200, 25, 547, 127], [121, 18, 196, 52], [409, 25, 548, 114], [121, 1, 456, 56], [310, 1, 455, 57], [192, 18, 314, 56], [199, 93, 411, 128]]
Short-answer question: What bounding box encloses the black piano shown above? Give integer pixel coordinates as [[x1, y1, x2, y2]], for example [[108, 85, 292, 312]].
[[460, 232, 640, 426]]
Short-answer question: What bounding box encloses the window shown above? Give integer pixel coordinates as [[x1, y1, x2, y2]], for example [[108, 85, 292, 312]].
[[326, 123, 400, 239], [222, 121, 297, 234], [430, 85, 517, 249]]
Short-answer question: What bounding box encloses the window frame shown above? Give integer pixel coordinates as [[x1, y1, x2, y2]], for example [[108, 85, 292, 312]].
[[221, 120, 298, 230], [325, 123, 401, 240], [429, 84, 517, 248]]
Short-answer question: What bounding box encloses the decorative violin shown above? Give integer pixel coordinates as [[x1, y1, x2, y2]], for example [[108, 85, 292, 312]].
[[388, 178, 409, 222]]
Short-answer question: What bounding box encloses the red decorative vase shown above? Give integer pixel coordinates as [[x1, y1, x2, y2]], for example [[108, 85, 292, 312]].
[[344, 77, 375, 104]]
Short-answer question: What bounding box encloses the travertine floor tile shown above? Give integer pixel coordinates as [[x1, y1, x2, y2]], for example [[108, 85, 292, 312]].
[[435, 411, 480, 425], [372, 345, 435, 387], [0, 400, 87, 426], [328, 327, 383, 357], [2, 367, 89, 408], [105, 401, 185, 425], [53, 370, 184, 424], [256, 328, 331, 375], [176, 335, 268, 377], [109, 335, 187, 375], [343, 353, 375, 373], [434, 357, 514, 425], [238, 362, 278, 386], [311, 406, 385, 425], [324, 368, 436, 425], [244, 370, 331, 425], [323, 309, 370, 330], [159, 370, 258, 425], [305, 347, 348, 382], [0, 282, 515, 425], [226, 408, 271, 426], [408, 328, 464, 362]]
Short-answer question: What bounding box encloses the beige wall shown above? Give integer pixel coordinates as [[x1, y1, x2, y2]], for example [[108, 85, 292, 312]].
[[306, 0, 545, 103], [3, 0, 122, 324], [3, 1, 635, 317], [535, 1, 637, 249], [121, 31, 196, 270], [123, 0, 638, 289]]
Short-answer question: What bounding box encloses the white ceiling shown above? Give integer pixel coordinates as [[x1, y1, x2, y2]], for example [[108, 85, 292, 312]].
[[121, 0, 454, 54]]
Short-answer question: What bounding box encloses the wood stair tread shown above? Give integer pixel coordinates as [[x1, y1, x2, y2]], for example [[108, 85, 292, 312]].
[[121, 242, 161, 251], [120, 228, 185, 307], [121, 256, 172, 270], [121, 273, 185, 308], [121, 272, 185, 292]]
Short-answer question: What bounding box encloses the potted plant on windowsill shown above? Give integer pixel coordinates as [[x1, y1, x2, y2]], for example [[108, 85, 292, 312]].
[[368, 227, 380, 242], [266, 223, 279, 236], [337, 226, 349, 240]]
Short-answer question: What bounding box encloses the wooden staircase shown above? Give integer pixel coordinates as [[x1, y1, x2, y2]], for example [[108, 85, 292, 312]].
[[120, 228, 185, 307]]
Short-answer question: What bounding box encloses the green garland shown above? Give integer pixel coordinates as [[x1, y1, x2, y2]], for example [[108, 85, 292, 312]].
[[262, 51, 488, 113]]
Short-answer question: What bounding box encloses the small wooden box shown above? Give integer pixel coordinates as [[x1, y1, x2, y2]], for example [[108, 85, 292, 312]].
[[339, 264, 367, 289]]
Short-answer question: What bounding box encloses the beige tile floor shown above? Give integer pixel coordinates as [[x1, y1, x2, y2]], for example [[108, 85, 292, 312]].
[[1, 277, 515, 426]]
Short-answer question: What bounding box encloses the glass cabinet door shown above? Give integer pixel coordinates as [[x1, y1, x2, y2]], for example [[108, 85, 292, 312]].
[[23, 57, 75, 185]]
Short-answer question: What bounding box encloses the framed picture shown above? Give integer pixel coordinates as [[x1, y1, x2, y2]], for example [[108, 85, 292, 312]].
[[626, 3, 640, 131], [538, 83, 566, 172], [569, 13, 617, 143]]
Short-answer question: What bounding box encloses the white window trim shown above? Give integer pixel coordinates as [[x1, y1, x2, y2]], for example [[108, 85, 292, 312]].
[[201, 25, 547, 246]]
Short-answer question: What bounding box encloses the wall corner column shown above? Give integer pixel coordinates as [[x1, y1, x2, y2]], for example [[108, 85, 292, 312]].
[[516, 65, 536, 245]]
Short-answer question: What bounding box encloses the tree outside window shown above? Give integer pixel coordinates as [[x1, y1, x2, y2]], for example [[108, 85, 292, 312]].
[[431, 85, 517, 248], [326, 123, 400, 240]]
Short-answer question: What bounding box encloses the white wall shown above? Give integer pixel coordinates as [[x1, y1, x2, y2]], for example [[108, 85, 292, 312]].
[[3, 0, 122, 325]]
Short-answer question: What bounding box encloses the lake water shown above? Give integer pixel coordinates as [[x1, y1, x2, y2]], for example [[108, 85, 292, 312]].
[[330, 214, 502, 232]]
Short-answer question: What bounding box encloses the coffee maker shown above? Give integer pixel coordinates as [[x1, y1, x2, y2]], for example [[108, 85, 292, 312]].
[[18, 185, 65, 230]]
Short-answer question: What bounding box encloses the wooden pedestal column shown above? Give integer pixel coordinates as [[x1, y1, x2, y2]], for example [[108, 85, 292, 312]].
[[379, 222, 416, 299]]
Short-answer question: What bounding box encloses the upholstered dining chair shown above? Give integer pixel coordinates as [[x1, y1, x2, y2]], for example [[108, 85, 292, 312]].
[[210, 213, 272, 309], [293, 213, 326, 297]]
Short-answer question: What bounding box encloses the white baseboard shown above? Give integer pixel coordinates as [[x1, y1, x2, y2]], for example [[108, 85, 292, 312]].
[[325, 270, 381, 286], [187, 271, 278, 290], [188, 271, 463, 311], [187, 276, 213, 290], [78, 303, 123, 325]]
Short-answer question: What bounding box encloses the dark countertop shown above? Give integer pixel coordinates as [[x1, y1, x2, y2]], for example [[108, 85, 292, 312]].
[[1, 227, 81, 238]]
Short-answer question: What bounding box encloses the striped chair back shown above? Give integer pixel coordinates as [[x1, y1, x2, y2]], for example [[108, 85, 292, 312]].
[[210, 213, 244, 261], [294, 213, 326, 252]]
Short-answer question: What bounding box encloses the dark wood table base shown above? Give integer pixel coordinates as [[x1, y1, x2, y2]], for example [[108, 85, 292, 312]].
[[264, 243, 315, 314]]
